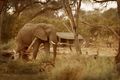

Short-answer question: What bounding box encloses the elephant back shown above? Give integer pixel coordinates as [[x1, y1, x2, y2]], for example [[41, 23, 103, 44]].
[[16, 23, 37, 45]]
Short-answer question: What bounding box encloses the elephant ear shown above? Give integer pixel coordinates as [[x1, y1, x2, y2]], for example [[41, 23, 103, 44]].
[[34, 27, 47, 41]]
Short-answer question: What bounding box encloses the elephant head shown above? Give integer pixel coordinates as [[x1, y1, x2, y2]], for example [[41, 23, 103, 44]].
[[34, 23, 58, 44], [33, 23, 58, 61]]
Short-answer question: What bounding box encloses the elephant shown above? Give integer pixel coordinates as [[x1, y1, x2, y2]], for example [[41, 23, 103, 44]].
[[16, 23, 58, 61]]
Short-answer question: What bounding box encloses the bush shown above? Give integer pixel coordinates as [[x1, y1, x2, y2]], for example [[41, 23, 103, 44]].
[[49, 55, 119, 80], [49, 57, 84, 80], [6, 61, 40, 74]]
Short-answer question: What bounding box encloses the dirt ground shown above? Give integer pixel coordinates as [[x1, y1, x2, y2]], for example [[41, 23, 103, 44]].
[[57, 47, 116, 56], [36, 47, 117, 61]]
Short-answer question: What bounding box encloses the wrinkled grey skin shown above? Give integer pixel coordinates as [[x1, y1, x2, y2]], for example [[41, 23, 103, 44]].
[[16, 23, 58, 61]]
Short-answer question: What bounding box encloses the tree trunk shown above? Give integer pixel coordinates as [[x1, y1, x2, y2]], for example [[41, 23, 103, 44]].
[[117, 0, 120, 57], [0, 0, 5, 44], [115, 0, 120, 64], [0, 13, 2, 44], [74, 31, 82, 54], [115, 34, 120, 64], [118, 38, 120, 60], [63, 0, 82, 54], [74, 0, 82, 54], [117, 0, 120, 18], [0, 11, 4, 44]]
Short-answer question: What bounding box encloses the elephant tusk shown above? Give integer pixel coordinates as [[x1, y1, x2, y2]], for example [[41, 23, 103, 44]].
[[27, 37, 37, 52], [12, 49, 16, 54], [50, 41, 56, 45]]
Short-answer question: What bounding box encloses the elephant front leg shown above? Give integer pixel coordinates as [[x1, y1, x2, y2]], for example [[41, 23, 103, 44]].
[[32, 39, 41, 60], [53, 44, 57, 62], [44, 42, 50, 53], [44, 42, 50, 61]]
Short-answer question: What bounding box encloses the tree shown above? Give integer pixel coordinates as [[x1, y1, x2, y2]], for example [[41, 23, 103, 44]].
[[62, 0, 82, 54], [0, 0, 63, 42]]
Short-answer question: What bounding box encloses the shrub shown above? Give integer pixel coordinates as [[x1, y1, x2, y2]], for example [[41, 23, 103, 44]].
[[49, 58, 84, 80], [0, 60, 41, 74]]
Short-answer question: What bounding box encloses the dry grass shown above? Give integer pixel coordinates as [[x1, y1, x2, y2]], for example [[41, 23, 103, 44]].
[[0, 41, 120, 80], [0, 54, 119, 80]]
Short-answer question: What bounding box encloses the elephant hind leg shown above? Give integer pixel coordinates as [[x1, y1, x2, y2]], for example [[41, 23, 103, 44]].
[[32, 38, 41, 59], [43, 42, 50, 61]]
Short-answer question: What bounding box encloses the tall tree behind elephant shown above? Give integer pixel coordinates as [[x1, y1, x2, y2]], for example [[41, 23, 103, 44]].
[[0, 0, 6, 44], [16, 23, 58, 62]]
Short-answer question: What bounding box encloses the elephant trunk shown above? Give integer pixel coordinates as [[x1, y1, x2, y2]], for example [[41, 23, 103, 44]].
[[49, 31, 58, 44], [49, 32, 58, 62], [53, 43, 57, 61]]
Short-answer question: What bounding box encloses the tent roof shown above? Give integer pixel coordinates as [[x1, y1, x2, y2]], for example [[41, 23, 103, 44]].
[[57, 32, 83, 40]]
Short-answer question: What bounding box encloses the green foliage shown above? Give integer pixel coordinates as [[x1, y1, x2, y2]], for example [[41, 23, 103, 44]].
[[1, 13, 15, 42], [30, 16, 68, 32], [6, 60, 40, 74]]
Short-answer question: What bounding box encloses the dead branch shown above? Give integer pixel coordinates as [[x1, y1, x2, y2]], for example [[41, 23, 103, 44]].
[[63, 0, 76, 31], [106, 26, 120, 40], [62, 0, 82, 54], [75, 0, 81, 30], [62, 22, 73, 32], [81, 20, 120, 40]]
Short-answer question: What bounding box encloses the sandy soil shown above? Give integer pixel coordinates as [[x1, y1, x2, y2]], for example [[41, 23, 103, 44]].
[[36, 47, 117, 61], [57, 47, 117, 56]]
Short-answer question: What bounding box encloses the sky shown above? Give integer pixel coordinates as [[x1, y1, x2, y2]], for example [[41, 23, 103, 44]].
[[8, 1, 117, 15], [81, 1, 117, 11], [57, 1, 117, 16], [40, 0, 117, 11]]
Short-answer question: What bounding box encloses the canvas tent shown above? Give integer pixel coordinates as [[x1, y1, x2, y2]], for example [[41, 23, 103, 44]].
[[57, 32, 84, 46]]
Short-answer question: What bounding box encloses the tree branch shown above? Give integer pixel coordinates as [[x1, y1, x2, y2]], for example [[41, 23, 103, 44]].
[[75, 0, 81, 32], [13, 0, 62, 17], [63, 0, 76, 32], [81, 20, 120, 39], [15, 1, 48, 14], [29, 4, 62, 21], [106, 26, 120, 39]]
